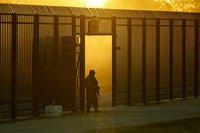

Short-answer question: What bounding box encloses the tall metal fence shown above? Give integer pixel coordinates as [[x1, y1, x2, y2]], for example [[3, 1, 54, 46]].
[[115, 17, 200, 105], [0, 4, 200, 121], [0, 13, 81, 120]]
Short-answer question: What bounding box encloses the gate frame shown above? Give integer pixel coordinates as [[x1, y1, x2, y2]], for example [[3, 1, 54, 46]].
[[79, 15, 116, 110]]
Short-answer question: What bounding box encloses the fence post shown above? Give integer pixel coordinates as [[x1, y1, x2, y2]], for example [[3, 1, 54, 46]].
[[72, 15, 76, 36], [194, 20, 199, 97], [72, 15, 76, 109], [156, 18, 161, 103], [142, 18, 147, 104], [53, 15, 59, 101], [182, 19, 186, 99], [32, 14, 39, 116], [80, 15, 85, 111], [112, 17, 117, 107], [127, 17, 132, 105], [0, 14, 1, 64], [169, 19, 174, 100], [11, 13, 17, 120], [0, 15, 1, 103]]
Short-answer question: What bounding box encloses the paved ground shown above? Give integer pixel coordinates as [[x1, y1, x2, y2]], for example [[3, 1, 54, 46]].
[[1, 98, 200, 133]]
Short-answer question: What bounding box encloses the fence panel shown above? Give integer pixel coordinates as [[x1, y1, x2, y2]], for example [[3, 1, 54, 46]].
[[116, 19, 128, 105], [173, 20, 183, 99], [185, 20, 195, 97], [131, 19, 143, 104], [159, 20, 170, 100], [146, 19, 157, 102], [0, 15, 12, 120], [16, 16, 33, 118]]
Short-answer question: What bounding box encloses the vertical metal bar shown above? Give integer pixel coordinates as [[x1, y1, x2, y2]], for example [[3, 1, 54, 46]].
[[182, 19, 186, 99], [72, 15, 76, 36], [54, 16, 59, 41], [169, 19, 174, 100], [53, 15, 59, 101], [127, 18, 132, 105], [194, 20, 199, 97], [11, 13, 17, 119], [0, 15, 1, 115], [112, 17, 117, 107], [142, 18, 146, 104], [32, 14, 39, 116], [0, 14, 1, 82], [156, 18, 160, 102], [80, 15, 85, 111], [72, 15, 76, 108]]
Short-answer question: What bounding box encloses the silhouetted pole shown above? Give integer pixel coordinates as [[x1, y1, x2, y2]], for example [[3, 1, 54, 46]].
[[80, 15, 85, 111], [182, 19, 186, 99], [156, 18, 160, 102], [32, 14, 39, 116], [53, 15, 59, 101], [11, 13, 17, 119], [72, 15, 76, 109], [194, 20, 199, 97], [169, 19, 174, 100], [112, 17, 117, 107], [142, 18, 147, 104], [128, 17, 132, 105]]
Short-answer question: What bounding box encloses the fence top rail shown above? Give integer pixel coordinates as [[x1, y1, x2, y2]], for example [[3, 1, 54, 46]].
[[0, 13, 199, 22], [0, 3, 200, 19]]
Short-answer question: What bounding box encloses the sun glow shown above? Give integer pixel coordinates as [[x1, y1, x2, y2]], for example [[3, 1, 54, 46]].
[[84, 0, 105, 8], [1, 0, 199, 12]]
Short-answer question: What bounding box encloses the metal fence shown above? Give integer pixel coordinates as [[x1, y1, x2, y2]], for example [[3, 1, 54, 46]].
[[0, 4, 200, 121], [114, 17, 200, 105], [0, 13, 80, 120]]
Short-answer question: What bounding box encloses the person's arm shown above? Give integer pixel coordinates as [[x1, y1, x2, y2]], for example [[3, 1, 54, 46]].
[[97, 86, 100, 100], [95, 78, 100, 97], [97, 86, 100, 97]]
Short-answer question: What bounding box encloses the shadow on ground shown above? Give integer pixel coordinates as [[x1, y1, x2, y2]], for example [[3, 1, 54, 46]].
[[85, 117, 200, 133]]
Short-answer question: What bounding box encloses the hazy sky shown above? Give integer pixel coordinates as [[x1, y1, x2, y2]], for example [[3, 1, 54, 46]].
[[0, 0, 155, 9], [0, 0, 199, 12]]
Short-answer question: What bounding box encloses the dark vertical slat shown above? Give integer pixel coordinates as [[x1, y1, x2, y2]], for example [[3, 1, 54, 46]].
[[182, 19, 186, 99], [169, 19, 174, 100], [72, 15, 76, 36], [80, 15, 85, 111], [156, 18, 160, 102], [112, 17, 117, 107], [32, 14, 39, 116], [142, 18, 146, 104], [53, 15, 59, 101], [127, 17, 132, 105], [194, 20, 199, 97], [72, 15, 76, 109], [0, 14, 1, 86], [11, 13, 17, 119], [0, 15, 1, 109]]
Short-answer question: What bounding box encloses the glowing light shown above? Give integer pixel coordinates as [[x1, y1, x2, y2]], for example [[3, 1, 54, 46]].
[[155, 0, 198, 12], [84, 0, 105, 8], [1, 0, 200, 12], [85, 36, 112, 92]]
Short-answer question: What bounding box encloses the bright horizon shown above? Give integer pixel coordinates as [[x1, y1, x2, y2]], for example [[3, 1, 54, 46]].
[[0, 0, 200, 12]]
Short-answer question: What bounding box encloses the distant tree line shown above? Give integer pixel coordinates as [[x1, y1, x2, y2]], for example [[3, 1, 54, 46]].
[[155, 0, 200, 12]]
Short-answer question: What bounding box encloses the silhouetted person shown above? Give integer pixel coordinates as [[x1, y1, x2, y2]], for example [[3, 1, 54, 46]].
[[85, 70, 100, 113]]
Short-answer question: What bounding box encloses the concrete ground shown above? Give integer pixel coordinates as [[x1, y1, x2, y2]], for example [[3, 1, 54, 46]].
[[1, 98, 200, 133]]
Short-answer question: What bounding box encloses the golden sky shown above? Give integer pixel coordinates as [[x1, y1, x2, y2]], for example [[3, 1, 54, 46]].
[[1, 0, 199, 12], [1, 0, 153, 9]]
